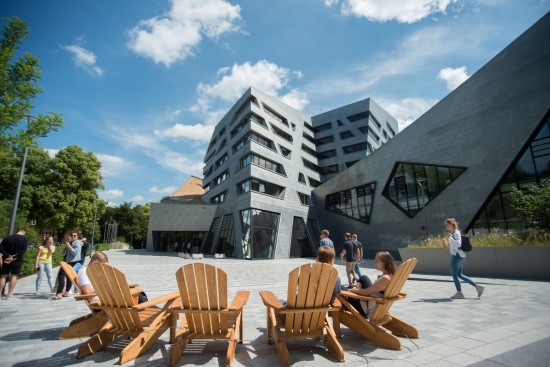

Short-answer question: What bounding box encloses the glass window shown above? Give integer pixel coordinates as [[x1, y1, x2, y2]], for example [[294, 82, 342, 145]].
[[210, 191, 227, 204], [237, 178, 285, 199], [312, 122, 332, 133], [289, 217, 316, 258], [297, 192, 311, 206], [340, 131, 354, 140], [298, 173, 306, 184], [279, 145, 292, 158], [382, 162, 466, 218], [263, 104, 289, 127], [347, 111, 369, 122], [215, 214, 236, 257], [317, 135, 335, 146], [201, 217, 221, 253], [318, 149, 337, 159], [308, 176, 322, 187], [301, 143, 317, 157], [271, 124, 293, 142], [240, 208, 280, 259], [325, 182, 376, 223]]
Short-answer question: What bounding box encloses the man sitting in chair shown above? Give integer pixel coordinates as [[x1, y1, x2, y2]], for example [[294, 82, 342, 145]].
[[77, 251, 109, 302], [317, 245, 341, 304]]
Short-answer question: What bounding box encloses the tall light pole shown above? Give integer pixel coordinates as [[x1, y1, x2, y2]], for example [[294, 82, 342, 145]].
[[416, 177, 428, 238], [8, 115, 33, 235], [90, 200, 98, 257]]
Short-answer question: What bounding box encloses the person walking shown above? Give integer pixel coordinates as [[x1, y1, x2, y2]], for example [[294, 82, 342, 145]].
[[340, 232, 359, 289], [352, 234, 363, 283], [0, 229, 30, 300], [319, 229, 334, 248], [51, 231, 82, 300], [35, 236, 56, 294], [443, 218, 485, 299]]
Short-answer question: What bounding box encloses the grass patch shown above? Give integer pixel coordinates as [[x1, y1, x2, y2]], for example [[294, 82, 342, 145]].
[[407, 232, 550, 248]]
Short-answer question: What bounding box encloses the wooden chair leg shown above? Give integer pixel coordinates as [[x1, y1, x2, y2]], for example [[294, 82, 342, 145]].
[[226, 327, 238, 367], [273, 329, 290, 367], [77, 328, 117, 359], [383, 314, 419, 338], [266, 307, 272, 345], [324, 318, 344, 362], [168, 338, 188, 367], [239, 310, 244, 344], [60, 314, 106, 339], [119, 319, 170, 365]]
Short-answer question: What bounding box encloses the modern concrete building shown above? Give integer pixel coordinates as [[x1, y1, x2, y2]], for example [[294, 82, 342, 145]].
[[147, 12, 549, 259], [198, 88, 397, 259], [312, 12, 550, 257]]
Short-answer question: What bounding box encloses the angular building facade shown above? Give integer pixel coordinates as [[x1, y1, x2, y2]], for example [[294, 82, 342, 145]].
[[199, 88, 398, 259], [147, 13, 549, 259], [312, 12, 550, 256]]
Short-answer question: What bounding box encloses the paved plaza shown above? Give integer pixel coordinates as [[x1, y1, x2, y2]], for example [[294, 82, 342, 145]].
[[1, 249, 549, 367]]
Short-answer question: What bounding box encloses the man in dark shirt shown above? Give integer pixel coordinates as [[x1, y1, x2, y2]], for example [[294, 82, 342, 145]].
[[0, 229, 30, 299], [340, 232, 359, 289]]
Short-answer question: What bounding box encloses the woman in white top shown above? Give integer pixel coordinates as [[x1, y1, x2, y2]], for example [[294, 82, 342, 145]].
[[443, 218, 484, 299]]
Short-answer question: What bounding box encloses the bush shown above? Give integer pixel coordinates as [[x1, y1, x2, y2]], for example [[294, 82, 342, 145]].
[[407, 232, 550, 248], [19, 245, 65, 278]]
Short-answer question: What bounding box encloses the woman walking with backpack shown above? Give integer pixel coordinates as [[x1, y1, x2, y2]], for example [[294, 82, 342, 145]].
[[443, 218, 484, 299]]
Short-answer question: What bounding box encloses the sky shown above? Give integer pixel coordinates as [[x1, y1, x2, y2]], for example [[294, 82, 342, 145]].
[[3, 0, 549, 206]]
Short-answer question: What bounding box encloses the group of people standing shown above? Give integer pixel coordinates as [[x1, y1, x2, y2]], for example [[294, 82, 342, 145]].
[[0, 229, 91, 300]]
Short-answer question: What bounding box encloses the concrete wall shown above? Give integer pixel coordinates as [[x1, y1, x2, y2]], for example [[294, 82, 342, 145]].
[[146, 203, 217, 251], [312, 13, 550, 254]]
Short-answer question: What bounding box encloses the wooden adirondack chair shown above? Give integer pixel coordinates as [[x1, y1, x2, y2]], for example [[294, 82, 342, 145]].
[[59, 261, 143, 339], [169, 263, 250, 367], [335, 258, 419, 350], [77, 262, 179, 365], [259, 262, 344, 367], [58, 261, 108, 339]]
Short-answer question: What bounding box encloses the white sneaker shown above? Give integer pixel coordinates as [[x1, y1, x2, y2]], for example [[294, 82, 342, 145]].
[[450, 292, 465, 299], [477, 285, 485, 298]]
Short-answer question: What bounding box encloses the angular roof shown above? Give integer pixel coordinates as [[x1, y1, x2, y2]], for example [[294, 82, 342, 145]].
[[160, 176, 205, 204]]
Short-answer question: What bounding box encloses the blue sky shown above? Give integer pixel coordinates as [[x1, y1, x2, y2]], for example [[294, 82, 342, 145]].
[[3, 0, 549, 206]]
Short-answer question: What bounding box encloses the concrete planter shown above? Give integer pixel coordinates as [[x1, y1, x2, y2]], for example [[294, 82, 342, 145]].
[[398, 246, 550, 281]]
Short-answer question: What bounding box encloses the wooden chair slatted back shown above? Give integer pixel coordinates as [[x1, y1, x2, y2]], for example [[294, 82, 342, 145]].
[[371, 258, 416, 321], [87, 263, 142, 332], [176, 263, 229, 336], [285, 263, 337, 334], [61, 261, 90, 308]]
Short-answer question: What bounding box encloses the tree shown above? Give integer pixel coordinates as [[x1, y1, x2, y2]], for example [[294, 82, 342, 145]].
[[0, 17, 63, 152], [509, 181, 550, 231], [98, 201, 150, 247], [46, 145, 104, 236]]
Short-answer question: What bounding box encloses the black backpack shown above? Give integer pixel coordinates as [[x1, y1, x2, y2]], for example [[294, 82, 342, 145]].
[[459, 235, 473, 252]]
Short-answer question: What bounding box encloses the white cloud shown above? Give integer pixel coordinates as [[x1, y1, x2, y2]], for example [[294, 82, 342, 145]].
[[308, 23, 483, 98], [100, 189, 124, 200], [328, 0, 455, 23], [193, 60, 308, 112], [154, 123, 214, 142], [376, 97, 439, 131], [130, 195, 145, 203], [63, 44, 104, 77], [438, 65, 470, 90], [150, 185, 177, 194], [95, 153, 125, 177], [111, 129, 205, 177], [45, 148, 59, 158], [127, 0, 242, 67], [280, 89, 310, 111]]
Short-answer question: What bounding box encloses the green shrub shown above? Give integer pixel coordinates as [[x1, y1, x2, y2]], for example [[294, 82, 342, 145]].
[[19, 245, 65, 278], [407, 232, 550, 248]]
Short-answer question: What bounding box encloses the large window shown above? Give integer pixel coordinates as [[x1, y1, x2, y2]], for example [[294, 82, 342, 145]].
[[343, 142, 371, 154], [215, 153, 228, 169], [325, 182, 376, 223], [263, 104, 289, 127], [201, 217, 221, 253], [320, 165, 339, 175], [289, 217, 316, 258], [233, 131, 275, 152], [210, 191, 227, 204], [313, 122, 332, 133], [317, 135, 335, 146], [318, 149, 337, 159], [215, 214, 236, 257], [302, 158, 322, 174], [297, 192, 311, 206], [213, 169, 229, 186], [237, 178, 286, 199], [271, 124, 293, 142], [340, 131, 354, 140], [231, 112, 267, 138], [472, 114, 550, 233], [347, 111, 369, 122], [301, 143, 317, 157], [240, 153, 286, 175], [240, 208, 280, 259], [231, 96, 259, 124], [382, 162, 467, 218]]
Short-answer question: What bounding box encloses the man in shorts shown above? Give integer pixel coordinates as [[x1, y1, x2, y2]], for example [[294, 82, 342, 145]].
[[0, 229, 30, 299]]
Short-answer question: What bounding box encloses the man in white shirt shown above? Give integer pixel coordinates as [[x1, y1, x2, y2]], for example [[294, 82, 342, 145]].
[[77, 251, 108, 302]]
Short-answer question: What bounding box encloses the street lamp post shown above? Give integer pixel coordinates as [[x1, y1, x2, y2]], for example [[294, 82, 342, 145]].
[[416, 178, 428, 238], [90, 200, 98, 257], [8, 115, 34, 235]]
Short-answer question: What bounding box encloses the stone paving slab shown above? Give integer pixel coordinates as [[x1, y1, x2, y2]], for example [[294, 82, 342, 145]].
[[1, 249, 549, 366]]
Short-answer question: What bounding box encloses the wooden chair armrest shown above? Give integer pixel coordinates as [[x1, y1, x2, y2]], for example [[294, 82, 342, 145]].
[[229, 290, 250, 311], [259, 290, 284, 310], [128, 283, 139, 288], [130, 287, 144, 296], [133, 291, 179, 310], [74, 292, 96, 301], [338, 291, 380, 302]]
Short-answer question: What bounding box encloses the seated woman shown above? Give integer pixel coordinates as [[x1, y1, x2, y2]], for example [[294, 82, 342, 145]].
[[346, 251, 396, 318]]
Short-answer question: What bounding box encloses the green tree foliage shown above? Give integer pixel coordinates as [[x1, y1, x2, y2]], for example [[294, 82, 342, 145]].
[[509, 181, 550, 231], [0, 17, 63, 152], [99, 202, 150, 248]]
